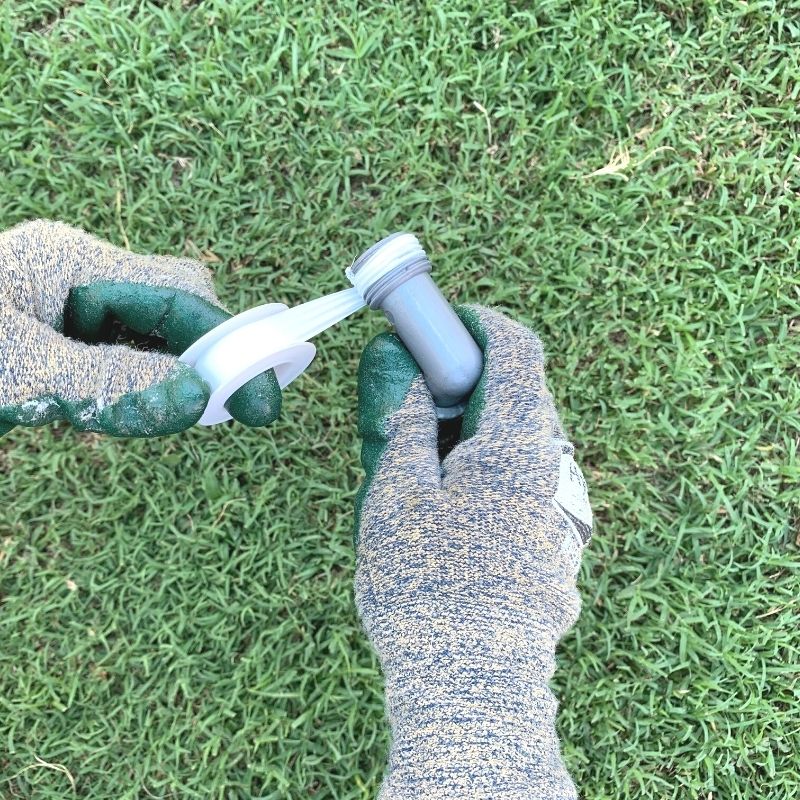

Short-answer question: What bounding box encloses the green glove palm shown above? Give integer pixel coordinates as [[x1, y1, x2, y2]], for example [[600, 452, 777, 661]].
[[355, 305, 592, 799], [0, 219, 281, 437]]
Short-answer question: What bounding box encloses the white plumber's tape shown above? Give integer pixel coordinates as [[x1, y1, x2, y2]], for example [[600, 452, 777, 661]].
[[180, 289, 365, 426]]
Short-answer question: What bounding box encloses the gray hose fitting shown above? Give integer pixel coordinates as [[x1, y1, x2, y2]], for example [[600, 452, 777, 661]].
[[347, 233, 483, 417]]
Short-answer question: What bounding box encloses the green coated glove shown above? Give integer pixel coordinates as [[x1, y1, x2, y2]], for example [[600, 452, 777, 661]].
[[0, 220, 281, 437], [355, 305, 592, 799]]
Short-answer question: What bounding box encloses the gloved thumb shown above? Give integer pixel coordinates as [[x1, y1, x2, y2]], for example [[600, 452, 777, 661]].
[[355, 332, 441, 545], [0, 316, 208, 437]]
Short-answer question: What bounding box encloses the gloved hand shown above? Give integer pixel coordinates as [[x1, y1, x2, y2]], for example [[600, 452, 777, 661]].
[[0, 220, 281, 437], [354, 305, 592, 800]]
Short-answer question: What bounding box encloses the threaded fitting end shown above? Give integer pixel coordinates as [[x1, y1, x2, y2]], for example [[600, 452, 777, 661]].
[[346, 232, 432, 308]]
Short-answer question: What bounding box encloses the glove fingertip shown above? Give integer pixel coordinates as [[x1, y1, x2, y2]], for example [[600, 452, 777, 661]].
[[97, 365, 209, 437], [225, 370, 282, 427], [453, 304, 490, 349]]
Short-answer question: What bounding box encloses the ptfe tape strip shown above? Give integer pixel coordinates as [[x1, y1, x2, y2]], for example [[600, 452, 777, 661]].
[[180, 302, 288, 367], [180, 286, 365, 426]]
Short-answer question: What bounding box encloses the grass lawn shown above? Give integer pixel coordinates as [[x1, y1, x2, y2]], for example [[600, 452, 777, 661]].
[[1, 1, 799, 797]]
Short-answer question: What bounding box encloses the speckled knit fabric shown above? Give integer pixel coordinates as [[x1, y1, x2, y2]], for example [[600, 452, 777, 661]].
[[355, 305, 592, 799], [0, 219, 282, 436], [0, 219, 218, 413]]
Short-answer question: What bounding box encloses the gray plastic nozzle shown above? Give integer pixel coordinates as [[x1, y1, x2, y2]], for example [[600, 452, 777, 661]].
[[348, 233, 483, 417]]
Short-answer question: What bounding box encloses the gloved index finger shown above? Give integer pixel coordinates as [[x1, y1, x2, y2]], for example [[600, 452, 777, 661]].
[[355, 332, 441, 546], [67, 281, 230, 354]]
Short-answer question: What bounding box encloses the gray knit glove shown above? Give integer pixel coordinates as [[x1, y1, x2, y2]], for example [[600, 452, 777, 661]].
[[0, 220, 281, 437], [355, 305, 592, 799]]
